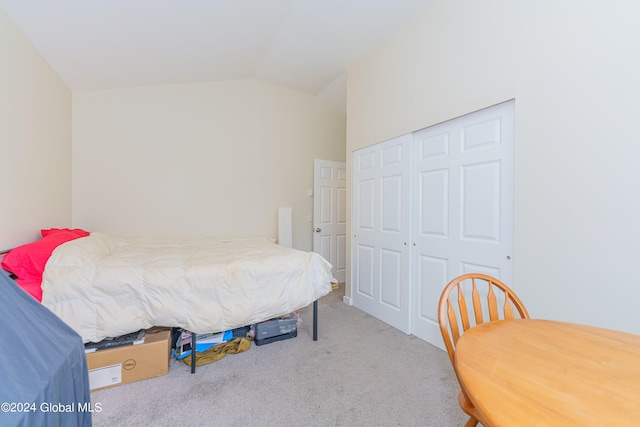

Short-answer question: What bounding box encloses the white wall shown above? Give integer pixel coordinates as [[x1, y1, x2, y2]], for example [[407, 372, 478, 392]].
[[347, 0, 640, 333], [72, 79, 345, 251], [0, 8, 71, 250]]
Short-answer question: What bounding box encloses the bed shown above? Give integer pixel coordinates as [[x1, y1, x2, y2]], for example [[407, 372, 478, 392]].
[[1, 221, 334, 371]]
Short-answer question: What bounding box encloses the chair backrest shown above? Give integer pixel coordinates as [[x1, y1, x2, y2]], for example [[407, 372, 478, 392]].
[[438, 273, 529, 366]]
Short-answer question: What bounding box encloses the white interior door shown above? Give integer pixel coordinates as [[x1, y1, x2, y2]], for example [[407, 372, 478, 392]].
[[411, 100, 514, 349], [313, 159, 347, 283], [351, 135, 412, 333]]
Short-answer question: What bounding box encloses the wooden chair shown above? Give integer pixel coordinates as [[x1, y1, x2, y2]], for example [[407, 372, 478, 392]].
[[438, 273, 529, 427]]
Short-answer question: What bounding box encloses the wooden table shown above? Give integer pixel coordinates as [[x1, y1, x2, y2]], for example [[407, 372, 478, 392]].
[[455, 319, 640, 426]]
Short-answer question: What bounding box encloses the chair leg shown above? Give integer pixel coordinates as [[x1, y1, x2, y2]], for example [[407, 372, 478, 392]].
[[458, 391, 479, 427], [464, 417, 478, 427]]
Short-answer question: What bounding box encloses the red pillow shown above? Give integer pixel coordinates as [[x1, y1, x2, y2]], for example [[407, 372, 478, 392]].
[[41, 228, 90, 238], [1, 230, 88, 301]]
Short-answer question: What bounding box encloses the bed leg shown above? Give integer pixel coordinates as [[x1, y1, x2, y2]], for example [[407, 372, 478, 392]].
[[313, 299, 318, 341], [191, 332, 196, 374]]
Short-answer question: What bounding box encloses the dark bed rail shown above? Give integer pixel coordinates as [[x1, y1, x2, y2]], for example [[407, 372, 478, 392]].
[[189, 299, 320, 374]]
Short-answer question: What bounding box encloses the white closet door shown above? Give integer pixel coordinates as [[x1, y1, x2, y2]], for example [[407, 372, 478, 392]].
[[411, 100, 514, 349], [352, 134, 412, 333]]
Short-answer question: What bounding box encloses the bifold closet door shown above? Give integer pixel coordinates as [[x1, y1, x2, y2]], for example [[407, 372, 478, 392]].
[[411, 100, 515, 349], [350, 101, 514, 348], [352, 134, 412, 333]]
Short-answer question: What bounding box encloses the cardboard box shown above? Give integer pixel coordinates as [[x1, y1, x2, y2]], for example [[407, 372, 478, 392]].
[[86, 327, 171, 391]]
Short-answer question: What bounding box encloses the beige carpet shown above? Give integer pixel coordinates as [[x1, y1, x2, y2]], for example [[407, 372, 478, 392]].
[[90, 286, 469, 427]]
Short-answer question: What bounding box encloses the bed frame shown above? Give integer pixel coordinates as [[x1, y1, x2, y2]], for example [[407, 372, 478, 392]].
[[188, 302, 318, 373]]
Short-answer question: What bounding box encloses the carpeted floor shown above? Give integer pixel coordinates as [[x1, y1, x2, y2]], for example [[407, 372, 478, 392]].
[[90, 286, 469, 427]]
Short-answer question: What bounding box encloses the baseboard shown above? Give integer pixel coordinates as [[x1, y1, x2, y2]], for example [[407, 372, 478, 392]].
[[342, 295, 352, 305]]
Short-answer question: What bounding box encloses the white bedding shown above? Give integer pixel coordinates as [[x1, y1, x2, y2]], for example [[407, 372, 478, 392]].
[[41, 232, 333, 343]]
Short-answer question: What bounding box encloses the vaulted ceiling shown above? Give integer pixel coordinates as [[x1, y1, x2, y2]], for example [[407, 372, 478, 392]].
[[0, 0, 432, 114]]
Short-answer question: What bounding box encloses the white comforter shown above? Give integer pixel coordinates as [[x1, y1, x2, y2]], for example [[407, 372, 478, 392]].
[[41, 232, 333, 343]]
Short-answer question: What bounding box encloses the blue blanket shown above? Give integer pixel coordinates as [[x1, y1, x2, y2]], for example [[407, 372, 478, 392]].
[[0, 269, 92, 427]]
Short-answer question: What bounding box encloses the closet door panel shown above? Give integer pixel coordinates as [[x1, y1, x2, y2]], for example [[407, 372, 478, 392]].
[[355, 244, 375, 297], [352, 134, 412, 333], [411, 100, 515, 349]]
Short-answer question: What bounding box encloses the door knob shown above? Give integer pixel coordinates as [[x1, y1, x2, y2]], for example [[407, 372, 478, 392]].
[[315, 228, 322, 232]]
